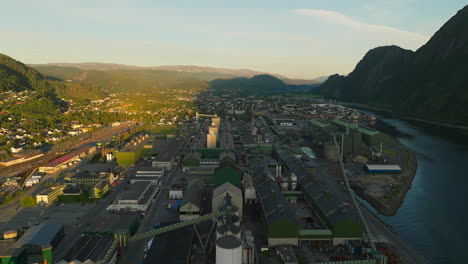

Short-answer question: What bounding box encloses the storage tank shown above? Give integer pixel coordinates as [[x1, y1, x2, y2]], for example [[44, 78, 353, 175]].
[[216, 235, 242, 264], [244, 186, 256, 203], [290, 173, 297, 191], [281, 180, 288, 190], [3, 230, 17, 239], [216, 223, 241, 239], [217, 214, 240, 226]]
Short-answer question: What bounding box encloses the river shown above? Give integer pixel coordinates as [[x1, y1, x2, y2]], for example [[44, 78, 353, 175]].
[[359, 111, 468, 264]]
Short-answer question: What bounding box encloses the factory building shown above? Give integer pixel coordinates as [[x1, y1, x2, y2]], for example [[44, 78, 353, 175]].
[[107, 182, 159, 212], [143, 222, 194, 264], [213, 163, 243, 189], [0, 223, 64, 264], [66, 214, 140, 261], [273, 119, 295, 127], [36, 185, 66, 205], [276, 246, 299, 264], [39, 146, 96, 173], [219, 150, 236, 165], [87, 215, 139, 237], [168, 186, 183, 199], [275, 148, 364, 245], [70, 171, 115, 186], [130, 168, 164, 184], [309, 119, 335, 132], [332, 119, 385, 148], [182, 149, 230, 182], [179, 178, 204, 220], [152, 135, 185, 171], [116, 134, 151, 166], [250, 159, 299, 246], [213, 182, 243, 219], [183, 151, 202, 168], [57, 234, 115, 264]]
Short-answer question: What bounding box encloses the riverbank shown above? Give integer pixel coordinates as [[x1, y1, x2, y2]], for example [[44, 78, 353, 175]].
[[351, 140, 417, 216], [340, 102, 468, 130], [349, 135, 418, 216]]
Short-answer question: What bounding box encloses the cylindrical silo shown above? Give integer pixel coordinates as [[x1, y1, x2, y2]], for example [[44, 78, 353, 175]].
[[290, 173, 297, 191], [3, 230, 17, 239], [216, 223, 241, 239], [216, 235, 242, 264]]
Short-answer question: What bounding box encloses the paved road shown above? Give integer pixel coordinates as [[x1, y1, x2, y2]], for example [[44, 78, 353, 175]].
[[120, 163, 182, 264]]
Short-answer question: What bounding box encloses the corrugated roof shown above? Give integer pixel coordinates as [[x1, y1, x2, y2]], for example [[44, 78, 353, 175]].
[[332, 119, 358, 129], [144, 221, 194, 264], [309, 119, 331, 128], [14, 222, 63, 248], [213, 182, 241, 199], [365, 164, 401, 171], [249, 158, 297, 227], [358, 127, 380, 136], [275, 147, 362, 232], [180, 178, 204, 209], [65, 234, 112, 262], [121, 182, 149, 201]]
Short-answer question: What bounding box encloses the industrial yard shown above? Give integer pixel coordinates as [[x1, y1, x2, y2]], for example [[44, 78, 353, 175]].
[[0, 95, 429, 264]]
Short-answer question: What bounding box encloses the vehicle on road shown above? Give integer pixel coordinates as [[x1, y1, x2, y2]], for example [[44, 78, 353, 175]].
[[153, 222, 161, 229]]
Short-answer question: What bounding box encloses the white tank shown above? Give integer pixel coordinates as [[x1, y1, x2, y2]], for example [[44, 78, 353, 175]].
[[244, 187, 256, 201], [3, 230, 17, 239], [216, 235, 242, 264]]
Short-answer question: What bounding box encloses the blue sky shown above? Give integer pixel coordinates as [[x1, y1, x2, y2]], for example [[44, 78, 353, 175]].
[[0, 0, 466, 78]]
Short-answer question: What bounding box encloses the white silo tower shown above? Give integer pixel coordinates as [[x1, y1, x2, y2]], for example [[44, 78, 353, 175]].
[[216, 235, 242, 264]]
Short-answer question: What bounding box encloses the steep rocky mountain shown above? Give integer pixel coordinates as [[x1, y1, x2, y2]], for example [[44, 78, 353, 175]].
[[312, 75, 330, 83], [319, 5, 468, 125]]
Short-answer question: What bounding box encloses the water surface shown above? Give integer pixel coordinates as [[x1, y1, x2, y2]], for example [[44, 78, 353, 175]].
[[365, 113, 468, 264]]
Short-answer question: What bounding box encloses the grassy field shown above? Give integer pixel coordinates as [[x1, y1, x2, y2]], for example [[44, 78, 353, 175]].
[[383, 148, 397, 158], [150, 125, 179, 135]]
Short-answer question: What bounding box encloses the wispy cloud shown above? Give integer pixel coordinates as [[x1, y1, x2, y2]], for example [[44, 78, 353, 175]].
[[291, 8, 428, 41]]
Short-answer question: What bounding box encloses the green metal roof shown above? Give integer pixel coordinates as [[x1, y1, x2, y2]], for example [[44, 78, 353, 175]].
[[358, 127, 380, 136], [291, 148, 304, 155], [298, 229, 333, 239], [196, 148, 224, 159], [332, 119, 358, 129], [309, 119, 331, 128]]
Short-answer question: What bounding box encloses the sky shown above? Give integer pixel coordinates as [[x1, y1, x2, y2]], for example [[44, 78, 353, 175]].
[[0, 0, 466, 79]]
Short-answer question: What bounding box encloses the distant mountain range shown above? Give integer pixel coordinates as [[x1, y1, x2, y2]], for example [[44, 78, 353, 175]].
[[31, 63, 319, 85], [318, 5, 468, 126], [211, 74, 320, 96]]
